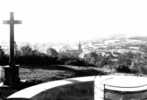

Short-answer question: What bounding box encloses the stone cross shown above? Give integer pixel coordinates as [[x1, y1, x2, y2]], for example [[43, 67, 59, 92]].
[[3, 12, 22, 67], [3, 12, 22, 86]]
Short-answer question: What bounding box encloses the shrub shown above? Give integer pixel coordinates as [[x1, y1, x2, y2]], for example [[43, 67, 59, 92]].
[[0, 46, 8, 65], [83, 52, 113, 67], [116, 64, 132, 73]]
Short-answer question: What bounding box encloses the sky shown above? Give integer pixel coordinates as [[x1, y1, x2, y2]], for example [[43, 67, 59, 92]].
[[0, 0, 147, 45]]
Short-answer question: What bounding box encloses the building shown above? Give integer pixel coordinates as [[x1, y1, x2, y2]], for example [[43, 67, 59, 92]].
[[64, 42, 83, 57]]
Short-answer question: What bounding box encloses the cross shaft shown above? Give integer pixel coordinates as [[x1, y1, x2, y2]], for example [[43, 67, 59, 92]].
[[3, 12, 22, 67]]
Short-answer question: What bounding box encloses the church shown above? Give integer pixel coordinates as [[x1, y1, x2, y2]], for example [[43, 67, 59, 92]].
[[63, 42, 83, 57]]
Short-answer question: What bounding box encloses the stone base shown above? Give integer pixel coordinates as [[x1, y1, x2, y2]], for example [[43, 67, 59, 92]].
[[4, 66, 20, 86]]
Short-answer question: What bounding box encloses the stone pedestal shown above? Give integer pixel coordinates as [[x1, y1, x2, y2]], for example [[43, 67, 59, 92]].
[[4, 66, 20, 86]]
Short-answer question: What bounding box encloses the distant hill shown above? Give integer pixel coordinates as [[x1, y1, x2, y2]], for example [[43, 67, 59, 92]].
[[81, 36, 147, 55], [129, 36, 147, 41]]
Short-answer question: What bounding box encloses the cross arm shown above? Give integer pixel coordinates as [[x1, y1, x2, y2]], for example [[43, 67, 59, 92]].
[[3, 20, 22, 24], [14, 20, 22, 24], [3, 20, 10, 24]]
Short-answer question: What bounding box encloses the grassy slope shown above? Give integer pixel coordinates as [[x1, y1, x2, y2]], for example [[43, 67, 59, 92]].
[[19, 67, 75, 82], [33, 81, 94, 100], [19, 65, 106, 82]]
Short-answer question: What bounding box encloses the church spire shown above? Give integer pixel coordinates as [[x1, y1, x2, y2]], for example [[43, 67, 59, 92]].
[[78, 42, 82, 52]]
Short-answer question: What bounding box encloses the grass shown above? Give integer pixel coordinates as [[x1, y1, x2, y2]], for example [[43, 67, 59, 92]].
[[19, 65, 105, 82], [32, 81, 94, 100], [19, 67, 75, 82]]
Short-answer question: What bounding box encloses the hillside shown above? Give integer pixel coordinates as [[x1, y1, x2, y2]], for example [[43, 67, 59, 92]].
[[81, 36, 147, 54]]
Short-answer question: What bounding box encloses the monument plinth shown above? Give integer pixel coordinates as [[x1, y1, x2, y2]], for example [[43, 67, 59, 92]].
[[3, 12, 21, 86], [95, 73, 147, 100]]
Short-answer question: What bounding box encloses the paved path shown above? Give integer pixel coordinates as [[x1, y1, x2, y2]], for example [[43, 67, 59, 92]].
[[8, 76, 96, 99]]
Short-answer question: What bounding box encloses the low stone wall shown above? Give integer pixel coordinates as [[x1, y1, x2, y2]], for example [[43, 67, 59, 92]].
[[8, 76, 95, 99]]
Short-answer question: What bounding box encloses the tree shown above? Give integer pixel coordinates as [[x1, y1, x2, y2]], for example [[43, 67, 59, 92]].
[[14, 42, 21, 57], [116, 64, 132, 73], [0, 46, 8, 65], [32, 49, 42, 56], [20, 45, 33, 56], [0, 46, 4, 58], [84, 52, 98, 65], [46, 48, 58, 58], [117, 52, 133, 67], [84, 51, 115, 68]]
